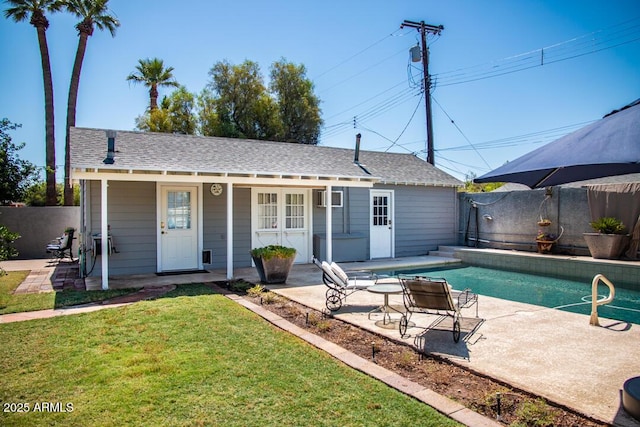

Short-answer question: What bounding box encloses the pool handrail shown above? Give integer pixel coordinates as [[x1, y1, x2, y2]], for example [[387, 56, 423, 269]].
[[589, 274, 615, 326]]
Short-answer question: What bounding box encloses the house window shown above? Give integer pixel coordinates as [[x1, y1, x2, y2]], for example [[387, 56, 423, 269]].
[[167, 191, 191, 229], [372, 195, 389, 226], [316, 190, 343, 207], [286, 193, 304, 229], [258, 192, 278, 229]]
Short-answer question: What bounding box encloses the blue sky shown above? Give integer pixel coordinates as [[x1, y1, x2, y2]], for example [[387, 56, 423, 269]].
[[1, 0, 639, 182]]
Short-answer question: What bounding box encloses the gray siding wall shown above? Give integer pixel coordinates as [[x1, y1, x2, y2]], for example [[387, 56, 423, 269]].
[[82, 181, 458, 276], [312, 187, 369, 235], [312, 185, 459, 260], [89, 182, 254, 276], [312, 187, 370, 261], [202, 185, 252, 269], [88, 181, 157, 276], [377, 184, 459, 257]]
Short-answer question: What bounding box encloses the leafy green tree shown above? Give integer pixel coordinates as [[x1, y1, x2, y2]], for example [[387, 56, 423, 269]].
[[0, 119, 38, 205], [22, 181, 79, 206], [135, 104, 171, 133], [63, 0, 119, 206], [135, 86, 197, 134], [127, 58, 179, 111], [4, 0, 64, 206], [461, 171, 504, 193], [269, 59, 322, 144], [206, 60, 281, 140], [196, 88, 219, 136], [0, 224, 20, 272]]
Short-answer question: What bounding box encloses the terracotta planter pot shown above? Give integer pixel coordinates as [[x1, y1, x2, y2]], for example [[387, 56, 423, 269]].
[[583, 233, 631, 259], [251, 255, 295, 284], [536, 240, 554, 254]]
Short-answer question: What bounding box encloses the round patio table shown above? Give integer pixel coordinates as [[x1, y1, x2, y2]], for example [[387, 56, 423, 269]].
[[367, 280, 403, 325]]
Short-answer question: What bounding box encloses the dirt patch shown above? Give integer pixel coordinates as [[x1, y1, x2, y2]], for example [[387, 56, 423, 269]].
[[220, 283, 606, 427]]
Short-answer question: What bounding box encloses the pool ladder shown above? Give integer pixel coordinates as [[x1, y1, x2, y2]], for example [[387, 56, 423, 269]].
[[589, 274, 615, 326]]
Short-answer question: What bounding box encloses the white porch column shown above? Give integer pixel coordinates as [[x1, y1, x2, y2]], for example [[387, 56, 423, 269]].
[[325, 185, 332, 263], [100, 179, 109, 290], [226, 183, 234, 279]]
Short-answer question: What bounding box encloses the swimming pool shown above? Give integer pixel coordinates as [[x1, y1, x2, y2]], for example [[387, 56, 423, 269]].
[[378, 264, 640, 325]]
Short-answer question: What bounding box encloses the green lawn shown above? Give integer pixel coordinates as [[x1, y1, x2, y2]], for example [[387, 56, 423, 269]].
[[0, 271, 136, 315], [0, 285, 460, 426]]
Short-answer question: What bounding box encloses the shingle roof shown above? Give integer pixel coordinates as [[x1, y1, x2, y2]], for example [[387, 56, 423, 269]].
[[70, 127, 462, 187]]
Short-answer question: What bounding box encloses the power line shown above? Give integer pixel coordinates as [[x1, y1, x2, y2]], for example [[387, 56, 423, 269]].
[[317, 46, 409, 95], [433, 17, 640, 87], [319, 16, 639, 154], [312, 28, 409, 81], [384, 92, 424, 152], [437, 120, 594, 152], [432, 97, 492, 169]]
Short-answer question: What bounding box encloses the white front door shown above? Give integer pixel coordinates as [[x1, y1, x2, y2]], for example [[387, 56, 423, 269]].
[[252, 188, 311, 263], [160, 185, 199, 271], [370, 189, 394, 258]]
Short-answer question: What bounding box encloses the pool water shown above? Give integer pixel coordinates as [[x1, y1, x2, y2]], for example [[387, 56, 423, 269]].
[[381, 264, 640, 325]]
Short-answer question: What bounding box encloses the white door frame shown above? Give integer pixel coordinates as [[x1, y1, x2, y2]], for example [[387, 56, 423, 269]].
[[251, 187, 312, 264], [157, 183, 203, 272], [370, 189, 395, 259]]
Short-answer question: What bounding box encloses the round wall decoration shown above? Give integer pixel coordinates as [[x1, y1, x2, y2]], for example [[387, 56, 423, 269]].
[[210, 183, 223, 196]]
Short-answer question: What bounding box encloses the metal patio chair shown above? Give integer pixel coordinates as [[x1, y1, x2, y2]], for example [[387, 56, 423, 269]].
[[46, 228, 75, 261], [313, 258, 378, 311], [399, 276, 478, 342]]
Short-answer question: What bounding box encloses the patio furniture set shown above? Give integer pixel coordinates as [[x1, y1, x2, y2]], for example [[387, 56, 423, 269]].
[[313, 258, 479, 343]]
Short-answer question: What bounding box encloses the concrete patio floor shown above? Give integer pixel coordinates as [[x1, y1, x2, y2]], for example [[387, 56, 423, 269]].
[[2, 255, 639, 426]]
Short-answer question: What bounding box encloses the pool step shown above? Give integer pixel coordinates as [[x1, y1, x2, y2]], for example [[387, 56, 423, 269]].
[[429, 246, 459, 258]]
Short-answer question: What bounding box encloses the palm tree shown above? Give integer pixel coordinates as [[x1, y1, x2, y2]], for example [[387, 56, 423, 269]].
[[63, 0, 119, 206], [127, 58, 179, 111], [4, 0, 64, 206]]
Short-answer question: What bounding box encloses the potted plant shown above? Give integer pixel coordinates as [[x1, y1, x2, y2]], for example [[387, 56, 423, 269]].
[[250, 245, 296, 284], [535, 229, 557, 254], [537, 218, 552, 227], [583, 217, 630, 259]]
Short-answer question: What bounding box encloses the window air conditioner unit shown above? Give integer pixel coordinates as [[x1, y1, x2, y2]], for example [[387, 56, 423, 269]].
[[316, 190, 343, 207]]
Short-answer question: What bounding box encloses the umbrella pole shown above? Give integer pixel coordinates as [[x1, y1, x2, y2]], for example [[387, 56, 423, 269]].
[[533, 168, 563, 189]]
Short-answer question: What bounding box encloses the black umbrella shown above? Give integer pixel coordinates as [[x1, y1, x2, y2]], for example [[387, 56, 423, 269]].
[[474, 100, 640, 188]]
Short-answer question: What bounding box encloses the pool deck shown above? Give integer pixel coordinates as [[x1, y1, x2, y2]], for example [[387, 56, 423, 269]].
[[3, 251, 640, 426]]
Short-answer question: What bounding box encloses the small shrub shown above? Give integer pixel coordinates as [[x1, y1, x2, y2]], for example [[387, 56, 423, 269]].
[[228, 279, 253, 293], [306, 312, 332, 331], [280, 303, 302, 318], [314, 320, 332, 332], [589, 217, 626, 234], [513, 398, 556, 427], [394, 350, 417, 369], [260, 291, 279, 305], [246, 284, 266, 298], [250, 245, 296, 261], [0, 225, 20, 275]]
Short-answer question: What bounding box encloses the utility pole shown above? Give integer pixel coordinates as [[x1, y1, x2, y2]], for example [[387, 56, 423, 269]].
[[401, 20, 443, 165]]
